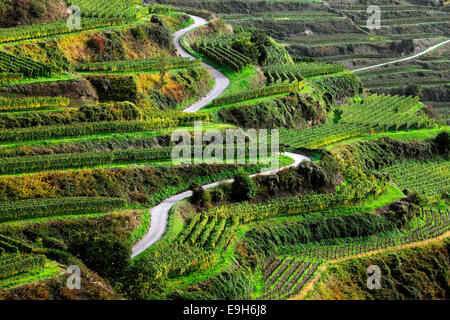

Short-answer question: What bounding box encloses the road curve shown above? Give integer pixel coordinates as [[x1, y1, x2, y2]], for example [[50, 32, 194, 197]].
[[174, 15, 231, 113], [352, 39, 450, 72], [131, 152, 310, 258], [131, 16, 310, 259]]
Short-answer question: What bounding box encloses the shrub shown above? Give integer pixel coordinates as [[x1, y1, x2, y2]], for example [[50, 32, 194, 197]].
[[210, 189, 224, 203], [143, 22, 173, 50], [77, 235, 130, 280], [190, 182, 211, 208], [232, 170, 256, 201], [433, 131, 449, 157], [87, 35, 105, 53], [131, 26, 145, 40]]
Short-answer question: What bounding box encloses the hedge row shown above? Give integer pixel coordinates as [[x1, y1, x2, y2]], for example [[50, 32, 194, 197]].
[[0, 96, 70, 112], [0, 119, 178, 142], [0, 147, 174, 174], [0, 197, 126, 222], [0, 73, 23, 83], [77, 57, 202, 73]]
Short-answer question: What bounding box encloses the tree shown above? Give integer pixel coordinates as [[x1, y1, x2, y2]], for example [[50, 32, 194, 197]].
[[232, 170, 256, 201], [190, 182, 211, 208], [82, 234, 130, 280], [433, 131, 449, 157]]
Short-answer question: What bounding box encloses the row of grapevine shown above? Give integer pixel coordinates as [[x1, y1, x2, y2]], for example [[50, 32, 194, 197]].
[[180, 214, 239, 251], [280, 123, 370, 149], [212, 81, 302, 107], [77, 57, 202, 73], [357, 16, 450, 27], [261, 258, 320, 300], [196, 41, 251, 72], [264, 63, 344, 84], [0, 254, 46, 280], [0, 119, 178, 142], [382, 160, 450, 199], [295, 206, 449, 262], [0, 234, 33, 254], [0, 73, 23, 83], [361, 77, 449, 89], [0, 51, 60, 78], [0, 197, 126, 223], [0, 96, 70, 112], [340, 94, 433, 130], [0, 17, 134, 44], [0, 147, 174, 174], [69, 0, 145, 19], [141, 241, 216, 278], [157, 109, 211, 125]]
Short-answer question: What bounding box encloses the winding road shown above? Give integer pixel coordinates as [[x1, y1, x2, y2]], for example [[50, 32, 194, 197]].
[[352, 39, 450, 72], [131, 152, 310, 258], [175, 15, 231, 113], [131, 15, 310, 258]]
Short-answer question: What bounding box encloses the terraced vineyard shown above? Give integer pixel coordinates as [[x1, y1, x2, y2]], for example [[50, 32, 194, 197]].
[[340, 94, 431, 130], [0, 197, 125, 223], [0, 97, 70, 112], [280, 123, 368, 149], [258, 205, 449, 299], [195, 41, 252, 71], [383, 160, 450, 199], [0, 51, 60, 78], [0, 17, 136, 44], [211, 81, 302, 107], [0, 0, 448, 304], [280, 94, 432, 149]]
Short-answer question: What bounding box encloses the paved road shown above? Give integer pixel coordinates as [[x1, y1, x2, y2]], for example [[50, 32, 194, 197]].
[[131, 152, 310, 258], [352, 39, 450, 72], [131, 16, 311, 259], [174, 15, 231, 113]]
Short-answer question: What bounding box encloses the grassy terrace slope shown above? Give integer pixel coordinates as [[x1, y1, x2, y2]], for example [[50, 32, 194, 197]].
[[0, 0, 448, 301]]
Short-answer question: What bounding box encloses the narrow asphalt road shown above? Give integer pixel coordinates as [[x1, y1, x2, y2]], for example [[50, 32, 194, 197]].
[[174, 15, 231, 113], [352, 39, 450, 72], [131, 152, 310, 258], [131, 16, 311, 259]]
